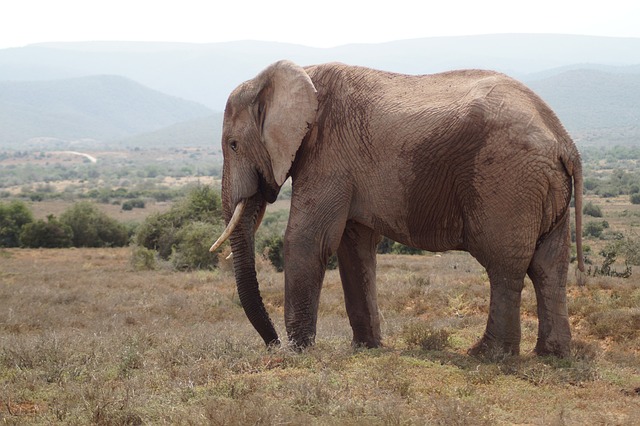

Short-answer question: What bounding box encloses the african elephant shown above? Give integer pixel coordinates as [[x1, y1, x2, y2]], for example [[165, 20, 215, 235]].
[[210, 60, 584, 358]]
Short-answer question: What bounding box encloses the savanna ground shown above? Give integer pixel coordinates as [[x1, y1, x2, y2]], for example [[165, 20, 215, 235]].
[[1, 245, 639, 425], [1, 146, 640, 424]]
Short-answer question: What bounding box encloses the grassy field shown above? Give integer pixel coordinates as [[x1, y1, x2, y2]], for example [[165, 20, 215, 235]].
[[1, 247, 638, 425]]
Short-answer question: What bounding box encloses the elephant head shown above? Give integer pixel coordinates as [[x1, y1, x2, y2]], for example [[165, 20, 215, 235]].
[[210, 60, 318, 346]]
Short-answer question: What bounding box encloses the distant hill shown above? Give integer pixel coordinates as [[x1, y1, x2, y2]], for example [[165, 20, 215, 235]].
[[120, 66, 640, 149], [114, 67, 640, 150], [0, 75, 212, 147], [2, 35, 640, 110], [116, 113, 223, 149], [528, 70, 640, 145], [1, 35, 640, 149], [528, 69, 640, 129]]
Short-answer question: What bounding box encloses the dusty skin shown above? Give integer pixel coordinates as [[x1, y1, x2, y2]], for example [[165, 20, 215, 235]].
[[214, 60, 584, 356]]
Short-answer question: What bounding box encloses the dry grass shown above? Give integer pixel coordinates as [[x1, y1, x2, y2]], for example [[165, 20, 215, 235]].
[[1, 248, 639, 425]]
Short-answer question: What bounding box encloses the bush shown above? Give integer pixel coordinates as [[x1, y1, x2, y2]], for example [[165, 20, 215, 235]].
[[583, 220, 609, 239], [258, 234, 285, 272], [135, 213, 175, 259], [377, 237, 424, 255], [595, 234, 640, 267], [122, 199, 145, 211], [20, 215, 73, 248], [587, 246, 632, 278], [0, 200, 33, 247], [60, 201, 128, 247], [377, 237, 395, 254], [130, 245, 157, 271], [171, 221, 222, 270], [402, 323, 451, 351], [584, 178, 599, 192], [392, 242, 424, 255], [135, 185, 223, 270], [630, 194, 640, 205], [257, 233, 338, 272], [618, 236, 640, 265], [583, 201, 603, 217]]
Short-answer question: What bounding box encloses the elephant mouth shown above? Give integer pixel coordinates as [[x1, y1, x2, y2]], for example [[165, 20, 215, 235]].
[[211, 170, 273, 254]]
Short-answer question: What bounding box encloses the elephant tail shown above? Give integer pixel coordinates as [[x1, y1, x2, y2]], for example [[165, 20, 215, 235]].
[[563, 146, 586, 281], [573, 161, 585, 274]]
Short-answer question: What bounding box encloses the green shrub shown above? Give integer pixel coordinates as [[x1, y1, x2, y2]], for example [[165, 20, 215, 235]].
[[377, 237, 395, 254], [135, 213, 174, 258], [630, 194, 640, 205], [618, 235, 640, 265], [20, 215, 73, 248], [583, 220, 609, 239], [584, 178, 599, 192], [258, 233, 285, 272], [583, 201, 603, 217], [392, 242, 424, 255], [171, 221, 222, 270], [134, 185, 223, 270], [130, 245, 157, 270], [377, 237, 423, 255], [260, 210, 289, 232], [0, 200, 33, 247], [60, 201, 128, 247], [597, 186, 619, 198], [122, 199, 145, 211], [257, 233, 338, 272]]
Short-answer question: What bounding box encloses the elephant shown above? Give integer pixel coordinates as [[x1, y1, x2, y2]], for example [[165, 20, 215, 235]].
[[210, 60, 584, 358]]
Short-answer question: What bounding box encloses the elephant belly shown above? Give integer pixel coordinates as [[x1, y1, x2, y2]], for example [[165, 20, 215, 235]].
[[368, 206, 466, 253], [405, 208, 466, 252]]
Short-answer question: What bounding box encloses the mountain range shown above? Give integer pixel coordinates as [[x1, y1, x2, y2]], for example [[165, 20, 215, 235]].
[[1, 34, 639, 148], [0, 75, 212, 147]]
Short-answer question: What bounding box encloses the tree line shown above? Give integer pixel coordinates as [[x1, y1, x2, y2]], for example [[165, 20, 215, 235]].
[[0, 200, 129, 249]]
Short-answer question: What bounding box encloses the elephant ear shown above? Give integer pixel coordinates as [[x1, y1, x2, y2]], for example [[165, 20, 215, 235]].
[[254, 60, 318, 187]]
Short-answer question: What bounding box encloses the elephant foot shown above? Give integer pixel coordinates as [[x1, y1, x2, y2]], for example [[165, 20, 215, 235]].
[[533, 338, 570, 358], [467, 334, 520, 358], [287, 333, 316, 352], [351, 338, 382, 349]]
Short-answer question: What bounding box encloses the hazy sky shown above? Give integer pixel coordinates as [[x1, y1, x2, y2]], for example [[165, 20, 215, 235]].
[[1, 0, 639, 49]]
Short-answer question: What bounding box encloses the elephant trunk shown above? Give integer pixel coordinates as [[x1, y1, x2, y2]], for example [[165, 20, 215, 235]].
[[228, 195, 279, 346]]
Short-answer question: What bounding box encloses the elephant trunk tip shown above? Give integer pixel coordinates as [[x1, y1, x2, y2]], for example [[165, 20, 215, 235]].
[[266, 338, 281, 349]]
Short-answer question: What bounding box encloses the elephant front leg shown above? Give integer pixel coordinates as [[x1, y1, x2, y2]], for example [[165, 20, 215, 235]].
[[337, 221, 382, 348], [283, 229, 334, 349], [283, 193, 351, 349], [468, 273, 524, 357]]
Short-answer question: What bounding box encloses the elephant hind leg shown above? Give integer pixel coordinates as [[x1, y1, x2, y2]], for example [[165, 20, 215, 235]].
[[337, 221, 382, 348], [468, 272, 524, 357], [527, 213, 572, 357], [465, 231, 532, 357]]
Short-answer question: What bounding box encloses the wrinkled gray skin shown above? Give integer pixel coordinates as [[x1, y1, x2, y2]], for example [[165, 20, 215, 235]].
[[217, 60, 584, 357]]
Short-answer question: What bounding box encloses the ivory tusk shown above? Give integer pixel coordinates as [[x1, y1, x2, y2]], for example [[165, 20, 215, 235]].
[[209, 201, 245, 252], [225, 252, 233, 260]]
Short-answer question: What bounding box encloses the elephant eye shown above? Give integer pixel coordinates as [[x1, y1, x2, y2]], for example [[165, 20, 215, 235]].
[[229, 140, 238, 152]]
